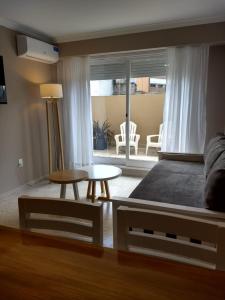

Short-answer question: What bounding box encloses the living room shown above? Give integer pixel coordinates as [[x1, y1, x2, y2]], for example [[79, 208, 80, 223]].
[[0, 1, 225, 299]]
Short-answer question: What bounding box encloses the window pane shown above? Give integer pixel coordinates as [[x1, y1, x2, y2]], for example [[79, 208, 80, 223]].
[[91, 77, 126, 160], [130, 61, 167, 162]]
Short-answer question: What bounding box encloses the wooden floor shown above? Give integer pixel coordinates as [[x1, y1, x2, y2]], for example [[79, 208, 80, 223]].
[[0, 226, 224, 300], [0, 176, 142, 248]]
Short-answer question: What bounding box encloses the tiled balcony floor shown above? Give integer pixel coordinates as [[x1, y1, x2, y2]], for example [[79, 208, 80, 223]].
[[93, 146, 159, 162]]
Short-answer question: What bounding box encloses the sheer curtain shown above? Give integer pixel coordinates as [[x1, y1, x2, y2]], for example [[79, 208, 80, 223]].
[[161, 45, 209, 153], [57, 56, 93, 167]]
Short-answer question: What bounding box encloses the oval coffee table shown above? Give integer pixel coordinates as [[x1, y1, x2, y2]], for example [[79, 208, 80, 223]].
[[81, 165, 122, 202], [49, 169, 88, 200]]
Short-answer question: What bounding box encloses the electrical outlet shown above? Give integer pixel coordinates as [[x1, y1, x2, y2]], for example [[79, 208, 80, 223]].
[[18, 158, 23, 168]]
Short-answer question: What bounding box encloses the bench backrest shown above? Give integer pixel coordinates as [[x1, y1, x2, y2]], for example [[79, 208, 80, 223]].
[[18, 196, 103, 245], [116, 205, 225, 270]]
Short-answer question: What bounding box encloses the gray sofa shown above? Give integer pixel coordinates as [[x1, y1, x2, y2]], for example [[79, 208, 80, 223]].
[[130, 159, 205, 208], [130, 134, 225, 212]]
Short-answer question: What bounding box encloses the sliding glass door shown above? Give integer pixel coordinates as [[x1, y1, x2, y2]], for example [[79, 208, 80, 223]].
[[90, 62, 127, 165], [90, 49, 167, 168], [129, 55, 167, 167]]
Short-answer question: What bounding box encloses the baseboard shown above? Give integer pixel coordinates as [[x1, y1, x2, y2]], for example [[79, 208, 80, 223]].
[[26, 174, 48, 187], [0, 175, 47, 200]]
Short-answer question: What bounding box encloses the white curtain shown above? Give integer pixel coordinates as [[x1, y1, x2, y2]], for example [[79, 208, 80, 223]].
[[57, 57, 93, 167], [161, 45, 209, 153]]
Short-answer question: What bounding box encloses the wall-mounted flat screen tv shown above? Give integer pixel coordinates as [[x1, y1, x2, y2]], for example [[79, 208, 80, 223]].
[[0, 56, 7, 104]]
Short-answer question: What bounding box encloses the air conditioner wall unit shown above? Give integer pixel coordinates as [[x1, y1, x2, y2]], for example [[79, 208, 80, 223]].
[[17, 35, 59, 64]]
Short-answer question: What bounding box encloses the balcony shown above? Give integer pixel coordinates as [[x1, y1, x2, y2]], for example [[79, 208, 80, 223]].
[[93, 146, 159, 162], [91, 77, 165, 164]]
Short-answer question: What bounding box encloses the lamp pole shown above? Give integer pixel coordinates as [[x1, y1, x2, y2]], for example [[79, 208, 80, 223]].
[[40, 84, 64, 174], [55, 100, 65, 170], [45, 100, 53, 174]]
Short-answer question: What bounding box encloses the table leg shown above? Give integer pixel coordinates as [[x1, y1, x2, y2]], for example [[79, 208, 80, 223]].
[[98, 180, 110, 201], [100, 181, 105, 196], [87, 181, 92, 199], [104, 180, 110, 200], [91, 181, 96, 203], [73, 183, 80, 200], [60, 184, 66, 198]]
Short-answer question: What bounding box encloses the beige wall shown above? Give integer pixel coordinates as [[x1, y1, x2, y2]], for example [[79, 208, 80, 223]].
[[206, 45, 225, 144], [92, 96, 107, 125], [0, 26, 56, 194], [92, 94, 164, 145], [60, 22, 225, 56]]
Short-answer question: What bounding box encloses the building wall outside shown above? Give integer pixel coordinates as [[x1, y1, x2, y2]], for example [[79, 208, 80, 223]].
[[92, 93, 164, 146]]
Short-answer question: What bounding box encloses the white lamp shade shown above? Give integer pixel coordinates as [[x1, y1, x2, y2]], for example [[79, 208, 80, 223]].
[[40, 84, 63, 99]]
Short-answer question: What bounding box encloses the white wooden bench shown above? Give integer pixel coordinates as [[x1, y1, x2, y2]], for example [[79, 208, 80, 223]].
[[112, 152, 225, 270], [116, 205, 225, 270], [18, 196, 103, 245]]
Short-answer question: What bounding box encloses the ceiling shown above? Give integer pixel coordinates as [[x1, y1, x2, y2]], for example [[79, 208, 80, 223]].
[[0, 0, 225, 43]]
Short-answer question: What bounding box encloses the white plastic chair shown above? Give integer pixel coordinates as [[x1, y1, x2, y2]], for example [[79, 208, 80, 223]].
[[146, 123, 163, 155], [114, 121, 140, 155]]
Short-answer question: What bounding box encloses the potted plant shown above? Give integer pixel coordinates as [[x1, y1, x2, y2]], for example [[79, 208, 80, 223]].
[[93, 120, 114, 150]]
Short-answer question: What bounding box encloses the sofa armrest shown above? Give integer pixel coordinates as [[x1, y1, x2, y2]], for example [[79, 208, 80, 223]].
[[158, 151, 204, 163]]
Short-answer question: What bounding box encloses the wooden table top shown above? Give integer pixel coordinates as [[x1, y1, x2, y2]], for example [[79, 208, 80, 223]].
[[49, 169, 88, 184], [81, 164, 122, 181], [0, 226, 225, 300]]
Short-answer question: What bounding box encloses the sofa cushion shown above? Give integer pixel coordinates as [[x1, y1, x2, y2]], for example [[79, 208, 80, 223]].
[[205, 151, 225, 212], [130, 160, 205, 208], [204, 134, 225, 178], [151, 159, 204, 175]]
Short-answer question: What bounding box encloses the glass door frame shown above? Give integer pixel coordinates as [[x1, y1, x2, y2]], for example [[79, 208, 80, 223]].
[[93, 61, 158, 169]]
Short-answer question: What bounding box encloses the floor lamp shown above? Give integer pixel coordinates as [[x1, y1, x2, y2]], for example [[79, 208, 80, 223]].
[[40, 84, 65, 174]]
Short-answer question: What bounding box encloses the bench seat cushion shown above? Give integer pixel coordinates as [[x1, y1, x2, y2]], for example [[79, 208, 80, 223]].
[[129, 160, 205, 208]]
